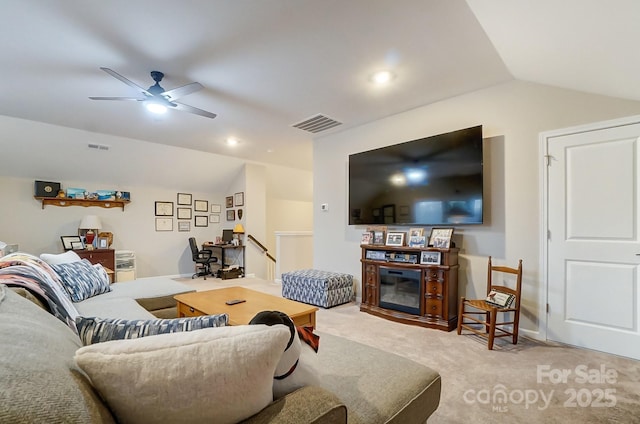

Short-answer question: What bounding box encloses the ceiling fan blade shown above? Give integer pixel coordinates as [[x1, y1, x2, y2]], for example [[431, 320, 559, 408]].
[[99, 67, 152, 97], [161, 82, 204, 101], [89, 96, 145, 101], [171, 102, 217, 119]]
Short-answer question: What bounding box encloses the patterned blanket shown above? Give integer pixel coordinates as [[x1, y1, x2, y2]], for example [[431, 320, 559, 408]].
[[0, 252, 78, 331]]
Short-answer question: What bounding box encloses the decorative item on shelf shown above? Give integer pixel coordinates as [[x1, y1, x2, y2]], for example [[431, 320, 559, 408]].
[[78, 215, 102, 247], [34, 180, 61, 198], [233, 223, 245, 246]]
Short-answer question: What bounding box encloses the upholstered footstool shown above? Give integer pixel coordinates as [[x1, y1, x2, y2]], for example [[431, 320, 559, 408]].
[[282, 269, 353, 308]]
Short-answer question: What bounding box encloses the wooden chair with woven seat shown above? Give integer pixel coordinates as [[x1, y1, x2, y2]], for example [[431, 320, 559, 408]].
[[457, 256, 523, 350]]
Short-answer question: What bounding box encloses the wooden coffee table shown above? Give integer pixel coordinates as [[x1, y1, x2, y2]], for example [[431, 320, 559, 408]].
[[174, 286, 318, 327]]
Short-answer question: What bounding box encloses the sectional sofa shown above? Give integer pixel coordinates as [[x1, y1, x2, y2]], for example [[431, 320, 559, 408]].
[[0, 252, 442, 423]]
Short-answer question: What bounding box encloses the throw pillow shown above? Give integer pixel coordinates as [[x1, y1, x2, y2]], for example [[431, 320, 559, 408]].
[[76, 314, 229, 345], [51, 259, 111, 302], [74, 324, 290, 424], [485, 290, 516, 308], [40, 251, 82, 265]]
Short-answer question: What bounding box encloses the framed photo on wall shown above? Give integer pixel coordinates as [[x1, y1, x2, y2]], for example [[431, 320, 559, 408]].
[[155, 218, 173, 232], [211, 204, 221, 213], [194, 200, 208, 212], [226, 196, 234, 208], [177, 207, 192, 220], [178, 221, 191, 232], [195, 215, 208, 227], [177, 193, 192, 205], [234, 192, 244, 206], [227, 210, 235, 221], [155, 201, 174, 216]]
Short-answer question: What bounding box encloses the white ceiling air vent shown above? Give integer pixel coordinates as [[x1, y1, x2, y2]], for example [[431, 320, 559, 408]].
[[88, 143, 110, 151], [291, 114, 342, 134]]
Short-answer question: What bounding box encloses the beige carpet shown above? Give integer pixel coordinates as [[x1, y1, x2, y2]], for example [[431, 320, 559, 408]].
[[176, 276, 640, 423]]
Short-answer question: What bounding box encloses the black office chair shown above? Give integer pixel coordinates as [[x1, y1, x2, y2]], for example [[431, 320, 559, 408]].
[[189, 237, 218, 279]]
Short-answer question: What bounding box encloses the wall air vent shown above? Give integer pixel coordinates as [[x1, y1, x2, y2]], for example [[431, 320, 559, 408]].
[[88, 143, 110, 151], [291, 114, 342, 134]]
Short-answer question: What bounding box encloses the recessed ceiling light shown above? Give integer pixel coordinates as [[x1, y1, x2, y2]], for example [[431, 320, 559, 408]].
[[145, 103, 167, 114], [226, 137, 239, 146], [371, 70, 395, 85]]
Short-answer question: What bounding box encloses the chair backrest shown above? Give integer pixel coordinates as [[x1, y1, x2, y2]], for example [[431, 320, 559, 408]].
[[188, 237, 199, 259], [486, 256, 523, 309]]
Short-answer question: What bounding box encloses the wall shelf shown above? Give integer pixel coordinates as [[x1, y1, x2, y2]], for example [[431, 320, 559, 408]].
[[35, 196, 130, 211]]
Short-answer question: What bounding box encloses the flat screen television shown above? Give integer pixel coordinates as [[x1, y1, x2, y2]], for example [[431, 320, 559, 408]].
[[348, 125, 483, 226]]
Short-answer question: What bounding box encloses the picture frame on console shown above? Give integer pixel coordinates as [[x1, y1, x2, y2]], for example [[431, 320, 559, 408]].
[[61, 235, 83, 251], [420, 251, 442, 265], [385, 232, 405, 247], [428, 228, 454, 248]]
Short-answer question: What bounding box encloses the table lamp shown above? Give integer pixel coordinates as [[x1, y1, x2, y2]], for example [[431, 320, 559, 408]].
[[233, 223, 245, 245], [79, 215, 102, 247]]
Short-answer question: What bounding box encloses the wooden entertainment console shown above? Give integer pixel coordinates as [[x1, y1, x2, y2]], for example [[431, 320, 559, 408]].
[[360, 244, 459, 331]]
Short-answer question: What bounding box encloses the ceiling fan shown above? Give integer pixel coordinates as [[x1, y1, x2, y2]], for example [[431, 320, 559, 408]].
[[89, 67, 216, 119]]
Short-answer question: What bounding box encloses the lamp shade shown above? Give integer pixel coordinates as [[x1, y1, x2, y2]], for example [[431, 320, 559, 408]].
[[233, 223, 245, 234], [79, 215, 102, 230]]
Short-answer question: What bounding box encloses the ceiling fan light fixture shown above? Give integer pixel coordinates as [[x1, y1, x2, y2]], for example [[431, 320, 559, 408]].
[[371, 70, 395, 85], [145, 102, 167, 114]]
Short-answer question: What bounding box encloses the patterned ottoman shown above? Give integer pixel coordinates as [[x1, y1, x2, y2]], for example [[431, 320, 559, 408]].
[[282, 269, 353, 308]]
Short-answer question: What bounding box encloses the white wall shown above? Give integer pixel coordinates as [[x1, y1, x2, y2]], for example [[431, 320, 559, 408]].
[[0, 116, 313, 279], [312, 80, 640, 338]]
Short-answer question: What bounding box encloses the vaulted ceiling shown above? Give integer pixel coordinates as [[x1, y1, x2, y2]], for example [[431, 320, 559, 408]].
[[2, 0, 639, 171]]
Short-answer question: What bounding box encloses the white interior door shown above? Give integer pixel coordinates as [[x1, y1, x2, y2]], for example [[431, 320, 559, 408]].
[[547, 120, 640, 360]]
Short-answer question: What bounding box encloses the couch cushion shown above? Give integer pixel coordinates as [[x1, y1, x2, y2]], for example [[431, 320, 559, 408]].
[[75, 324, 290, 424], [0, 284, 115, 423], [76, 314, 229, 345], [40, 250, 82, 265], [316, 331, 441, 424], [90, 277, 194, 311], [75, 296, 157, 320], [51, 259, 111, 302]]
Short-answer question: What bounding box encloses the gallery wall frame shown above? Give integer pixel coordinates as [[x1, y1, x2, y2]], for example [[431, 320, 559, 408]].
[[177, 193, 192, 205]]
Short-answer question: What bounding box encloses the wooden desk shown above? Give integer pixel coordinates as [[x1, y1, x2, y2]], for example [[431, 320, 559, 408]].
[[202, 243, 245, 277]]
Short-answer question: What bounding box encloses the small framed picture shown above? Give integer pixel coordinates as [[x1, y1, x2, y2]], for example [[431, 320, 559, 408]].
[[428, 228, 454, 248], [177, 207, 192, 220], [409, 228, 424, 238], [361, 231, 373, 245], [61, 235, 83, 251], [226, 196, 234, 208], [155, 218, 173, 232], [372, 231, 385, 245], [178, 221, 191, 232], [155, 201, 174, 216], [210, 214, 220, 223], [227, 209, 236, 221], [234, 192, 245, 206], [421, 251, 442, 265], [195, 215, 208, 227], [408, 235, 426, 247], [177, 193, 192, 206], [70, 241, 85, 250], [211, 204, 221, 213], [385, 232, 405, 247], [194, 200, 208, 212], [97, 237, 109, 249]]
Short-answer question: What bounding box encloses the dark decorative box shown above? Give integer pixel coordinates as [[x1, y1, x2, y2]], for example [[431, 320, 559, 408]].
[[34, 180, 61, 197]]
